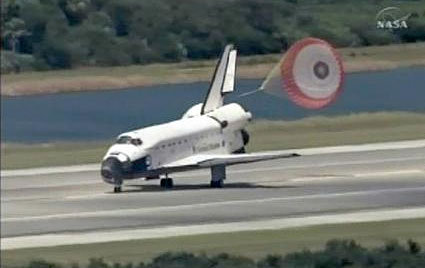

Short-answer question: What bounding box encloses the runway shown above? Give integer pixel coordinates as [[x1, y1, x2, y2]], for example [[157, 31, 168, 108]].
[[2, 141, 425, 249]]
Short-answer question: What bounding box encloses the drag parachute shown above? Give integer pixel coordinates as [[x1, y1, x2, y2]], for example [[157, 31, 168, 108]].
[[260, 38, 344, 109]]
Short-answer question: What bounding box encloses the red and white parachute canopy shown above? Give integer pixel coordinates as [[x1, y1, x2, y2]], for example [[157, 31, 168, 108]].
[[260, 38, 344, 109]]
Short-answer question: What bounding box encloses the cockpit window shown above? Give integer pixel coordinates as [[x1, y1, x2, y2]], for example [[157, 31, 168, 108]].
[[116, 136, 131, 144], [132, 138, 142, 145], [116, 136, 142, 146]]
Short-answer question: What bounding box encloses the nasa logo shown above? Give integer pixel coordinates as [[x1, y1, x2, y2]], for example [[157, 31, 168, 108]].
[[376, 7, 410, 30]]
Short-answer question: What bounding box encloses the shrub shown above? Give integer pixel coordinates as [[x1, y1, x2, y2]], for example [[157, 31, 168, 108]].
[[1, 50, 36, 73], [2, 0, 425, 70], [17, 240, 425, 268]]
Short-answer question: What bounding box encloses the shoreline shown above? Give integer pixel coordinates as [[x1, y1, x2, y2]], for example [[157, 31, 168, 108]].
[[2, 42, 425, 97]]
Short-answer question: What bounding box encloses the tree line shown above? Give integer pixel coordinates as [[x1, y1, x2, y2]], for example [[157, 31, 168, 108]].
[[18, 239, 425, 268], [2, 0, 425, 72]]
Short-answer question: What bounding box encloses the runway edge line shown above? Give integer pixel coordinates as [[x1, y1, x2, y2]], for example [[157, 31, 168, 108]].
[[2, 139, 425, 177], [2, 207, 425, 250]]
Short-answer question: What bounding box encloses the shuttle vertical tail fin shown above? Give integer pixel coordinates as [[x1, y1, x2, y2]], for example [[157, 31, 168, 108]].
[[201, 44, 237, 114]]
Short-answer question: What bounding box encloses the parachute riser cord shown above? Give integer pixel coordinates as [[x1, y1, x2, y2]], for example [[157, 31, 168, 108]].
[[237, 88, 263, 98]]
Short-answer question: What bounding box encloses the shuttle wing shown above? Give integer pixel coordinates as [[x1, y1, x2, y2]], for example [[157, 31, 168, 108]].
[[201, 44, 237, 114], [163, 151, 299, 170]]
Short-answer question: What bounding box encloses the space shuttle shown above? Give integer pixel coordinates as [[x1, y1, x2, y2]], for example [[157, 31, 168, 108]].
[[101, 39, 344, 192]]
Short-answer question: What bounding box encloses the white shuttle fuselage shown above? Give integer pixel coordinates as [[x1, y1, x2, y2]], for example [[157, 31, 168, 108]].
[[102, 103, 251, 185], [101, 44, 297, 192]]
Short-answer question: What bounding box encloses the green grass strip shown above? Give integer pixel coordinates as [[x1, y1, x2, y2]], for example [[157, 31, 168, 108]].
[[2, 218, 425, 267]]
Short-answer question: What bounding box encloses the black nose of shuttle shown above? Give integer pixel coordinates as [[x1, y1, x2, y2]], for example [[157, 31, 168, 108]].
[[101, 157, 123, 181]]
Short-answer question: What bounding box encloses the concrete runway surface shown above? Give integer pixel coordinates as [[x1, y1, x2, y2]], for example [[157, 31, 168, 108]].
[[2, 140, 425, 249]]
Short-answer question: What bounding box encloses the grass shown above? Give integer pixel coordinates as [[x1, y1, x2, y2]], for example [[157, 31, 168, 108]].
[[2, 111, 425, 170], [245, 111, 425, 151], [2, 218, 425, 267], [1, 142, 108, 169], [340, 42, 425, 72], [1, 42, 425, 96]]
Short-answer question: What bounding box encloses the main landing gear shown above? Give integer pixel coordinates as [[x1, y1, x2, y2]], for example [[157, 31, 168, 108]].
[[210, 165, 225, 188], [160, 175, 174, 189], [210, 179, 224, 188], [112, 165, 227, 192], [159, 165, 226, 189]]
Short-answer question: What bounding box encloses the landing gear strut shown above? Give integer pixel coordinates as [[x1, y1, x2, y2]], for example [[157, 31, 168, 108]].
[[160, 175, 174, 189], [210, 165, 225, 188], [113, 177, 123, 193]]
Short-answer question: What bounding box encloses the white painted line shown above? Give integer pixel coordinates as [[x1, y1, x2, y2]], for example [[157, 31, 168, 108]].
[[291, 170, 425, 183], [2, 139, 425, 177], [290, 176, 346, 183], [2, 207, 425, 250], [4, 164, 422, 201], [235, 156, 425, 174], [354, 170, 424, 178], [1, 191, 107, 202], [292, 139, 425, 156], [3, 186, 425, 223], [4, 155, 424, 193], [1, 164, 99, 177], [2, 180, 102, 192]]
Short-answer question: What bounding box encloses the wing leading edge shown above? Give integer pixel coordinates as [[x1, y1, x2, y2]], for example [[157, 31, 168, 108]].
[[164, 151, 300, 170]]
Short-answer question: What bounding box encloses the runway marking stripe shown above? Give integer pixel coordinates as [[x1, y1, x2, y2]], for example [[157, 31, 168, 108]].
[[3, 139, 425, 177], [290, 176, 346, 182], [354, 170, 424, 177], [1, 164, 99, 177], [3, 186, 425, 223], [239, 156, 425, 174], [3, 207, 425, 250], [2, 156, 425, 193], [4, 165, 423, 201], [291, 170, 425, 182], [2, 181, 101, 192]]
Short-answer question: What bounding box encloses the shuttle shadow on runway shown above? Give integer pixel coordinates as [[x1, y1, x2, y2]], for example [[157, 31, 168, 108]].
[[112, 182, 297, 193]]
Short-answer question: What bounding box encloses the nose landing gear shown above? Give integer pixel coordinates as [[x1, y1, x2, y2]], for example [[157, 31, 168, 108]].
[[101, 157, 125, 194], [113, 176, 123, 193], [114, 185, 122, 193]]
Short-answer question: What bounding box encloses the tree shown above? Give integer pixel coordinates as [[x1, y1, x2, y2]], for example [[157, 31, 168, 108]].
[[59, 0, 92, 25], [2, 17, 30, 53]]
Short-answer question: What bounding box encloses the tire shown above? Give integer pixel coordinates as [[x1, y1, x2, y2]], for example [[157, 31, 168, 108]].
[[210, 179, 223, 188], [161, 178, 173, 188], [165, 178, 173, 188], [114, 186, 122, 193]]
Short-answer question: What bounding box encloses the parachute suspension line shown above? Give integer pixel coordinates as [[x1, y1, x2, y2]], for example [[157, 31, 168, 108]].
[[237, 58, 278, 98], [237, 88, 263, 98]]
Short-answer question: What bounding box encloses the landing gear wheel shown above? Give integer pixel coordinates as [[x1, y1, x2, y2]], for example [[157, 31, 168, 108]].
[[160, 178, 174, 189], [113, 186, 122, 193], [210, 179, 224, 188]]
